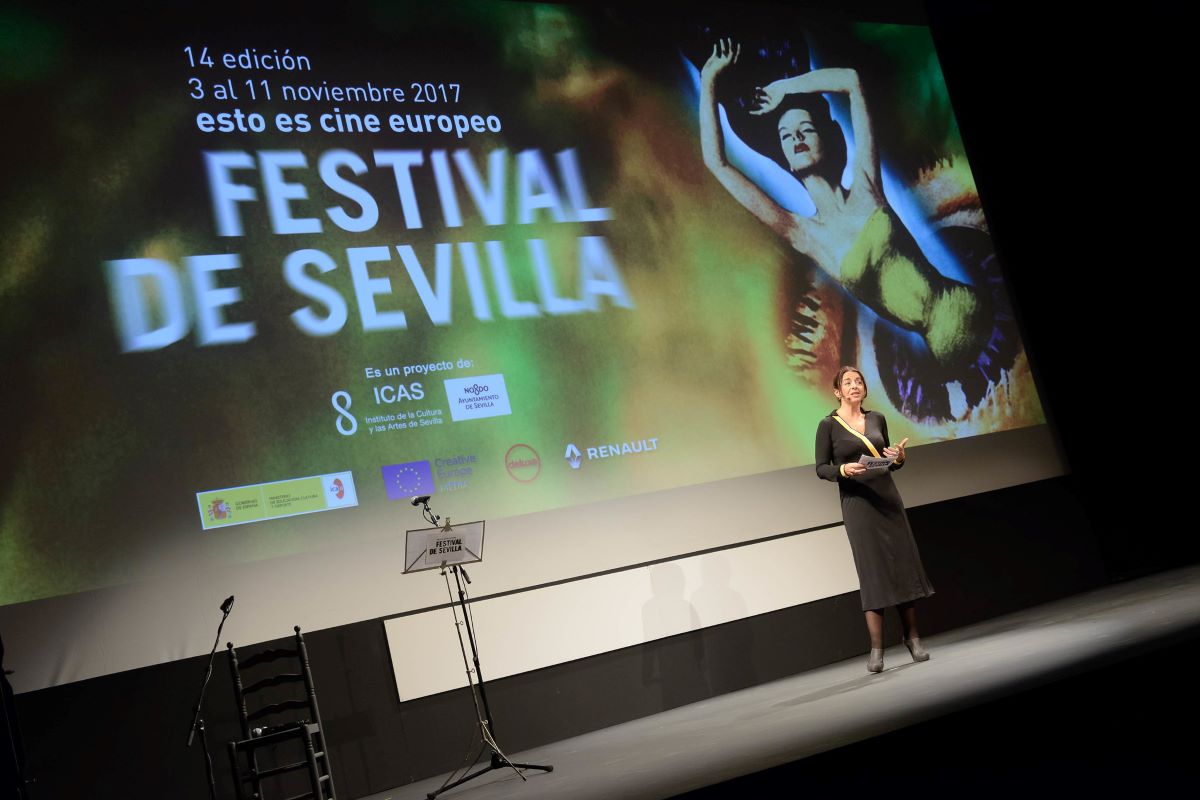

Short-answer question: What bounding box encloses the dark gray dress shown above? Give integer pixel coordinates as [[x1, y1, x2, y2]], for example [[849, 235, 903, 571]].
[[815, 410, 934, 611]]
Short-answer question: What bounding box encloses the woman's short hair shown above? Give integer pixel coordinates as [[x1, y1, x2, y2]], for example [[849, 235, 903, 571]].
[[773, 93, 847, 185], [833, 365, 867, 399]]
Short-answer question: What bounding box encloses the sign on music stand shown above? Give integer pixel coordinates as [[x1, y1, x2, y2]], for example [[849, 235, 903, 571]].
[[403, 520, 485, 574]]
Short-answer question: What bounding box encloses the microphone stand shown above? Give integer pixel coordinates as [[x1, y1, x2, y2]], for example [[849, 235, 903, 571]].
[[413, 498, 552, 799], [187, 600, 232, 800]]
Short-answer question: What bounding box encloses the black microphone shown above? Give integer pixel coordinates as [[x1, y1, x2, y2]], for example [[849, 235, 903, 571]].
[[410, 495, 431, 506], [220, 595, 235, 614]]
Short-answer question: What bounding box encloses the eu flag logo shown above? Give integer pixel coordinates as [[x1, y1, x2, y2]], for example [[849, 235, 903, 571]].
[[380, 461, 434, 501]]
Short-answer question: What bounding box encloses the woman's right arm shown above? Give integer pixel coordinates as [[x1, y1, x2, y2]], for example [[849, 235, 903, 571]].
[[814, 417, 841, 482], [700, 39, 804, 243]]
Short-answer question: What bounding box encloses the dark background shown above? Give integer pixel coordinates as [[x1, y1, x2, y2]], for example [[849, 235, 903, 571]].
[[923, 0, 1188, 579], [3, 1, 1195, 798]]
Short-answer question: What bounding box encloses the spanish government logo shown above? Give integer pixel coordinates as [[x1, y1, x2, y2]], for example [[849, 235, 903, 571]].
[[207, 498, 232, 522]]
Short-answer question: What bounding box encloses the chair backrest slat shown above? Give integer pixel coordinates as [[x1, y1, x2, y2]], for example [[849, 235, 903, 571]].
[[243, 673, 304, 694], [238, 647, 298, 669], [247, 698, 311, 721]]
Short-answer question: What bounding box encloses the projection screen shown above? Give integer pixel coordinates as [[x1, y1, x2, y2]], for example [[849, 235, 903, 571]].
[[0, 2, 1058, 692]]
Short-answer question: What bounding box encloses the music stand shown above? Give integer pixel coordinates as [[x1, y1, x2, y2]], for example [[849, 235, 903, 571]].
[[405, 499, 552, 798]]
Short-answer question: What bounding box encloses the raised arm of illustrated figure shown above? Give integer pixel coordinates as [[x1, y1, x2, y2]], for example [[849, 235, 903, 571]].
[[699, 39, 804, 246]]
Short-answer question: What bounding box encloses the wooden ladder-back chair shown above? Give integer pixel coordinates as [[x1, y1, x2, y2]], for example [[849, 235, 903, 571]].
[[226, 626, 336, 800]]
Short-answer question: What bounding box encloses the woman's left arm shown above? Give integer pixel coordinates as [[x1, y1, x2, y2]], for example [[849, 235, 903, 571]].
[[753, 68, 879, 187], [880, 415, 907, 470]]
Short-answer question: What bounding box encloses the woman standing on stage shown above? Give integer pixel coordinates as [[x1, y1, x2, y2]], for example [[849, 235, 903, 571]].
[[814, 366, 934, 672]]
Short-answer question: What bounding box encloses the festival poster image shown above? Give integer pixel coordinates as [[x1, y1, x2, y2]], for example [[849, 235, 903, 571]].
[[0, 4, 1042, 605]]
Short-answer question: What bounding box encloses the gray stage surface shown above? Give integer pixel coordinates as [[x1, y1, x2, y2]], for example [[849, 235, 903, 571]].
[[360, 565, 1200, 800]]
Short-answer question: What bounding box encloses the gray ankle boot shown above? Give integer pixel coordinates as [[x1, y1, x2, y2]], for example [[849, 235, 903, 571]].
[[904, 637, 931, 662]]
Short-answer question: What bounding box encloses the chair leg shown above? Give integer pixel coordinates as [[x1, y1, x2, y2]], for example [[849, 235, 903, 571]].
[[250, 745, 263, 800], [315, 730, 336, 799], [302, 726, 325, 799], [227, 741, 246, 800]]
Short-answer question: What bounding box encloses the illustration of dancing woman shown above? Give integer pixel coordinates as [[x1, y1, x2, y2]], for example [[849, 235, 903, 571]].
[[699, 38, 1001, 407]]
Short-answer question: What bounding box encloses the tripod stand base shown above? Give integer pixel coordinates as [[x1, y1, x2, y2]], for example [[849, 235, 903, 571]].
[[427, 752, 553, 799]]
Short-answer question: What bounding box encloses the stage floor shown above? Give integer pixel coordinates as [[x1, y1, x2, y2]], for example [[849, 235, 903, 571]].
[[359, 565, 1200, 800]]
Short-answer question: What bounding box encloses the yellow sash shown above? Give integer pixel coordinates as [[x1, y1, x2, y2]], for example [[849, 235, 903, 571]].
[[831, 413, 882, 458]]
